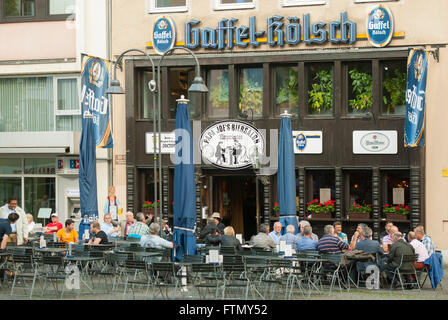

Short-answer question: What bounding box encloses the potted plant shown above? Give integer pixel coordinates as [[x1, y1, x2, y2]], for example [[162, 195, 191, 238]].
[[348, 68, 372, 113], [308, 69, 333, 115], [142, 200, 160, 217], [348, 202, 372, 220], [383, 204, 409, 221], [307, 199, 335, 220], [382, 68, 406, 114], [273, 202, 280, 217]]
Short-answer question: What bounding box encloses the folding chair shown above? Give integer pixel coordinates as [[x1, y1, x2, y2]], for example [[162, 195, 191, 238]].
[[191, 263, 224, 299], [10, 253, 40, 299], [220, 246, 237, 255], [389, 254, 421, 292], [98, 252, 128, 292], [320, 253, 345, 294], [151, 262, 182, 299], [40, 255, 70, 298], [121, 259, 152, 299]]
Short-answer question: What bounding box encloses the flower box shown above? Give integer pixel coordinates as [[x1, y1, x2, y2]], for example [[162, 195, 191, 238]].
[[309, 211, 332, 220], [142, 208, 155, 217], [349, 212, 370, 221], [385, 213, 409, 221]]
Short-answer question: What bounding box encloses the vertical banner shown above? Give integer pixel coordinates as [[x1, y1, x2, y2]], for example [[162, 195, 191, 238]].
[[80, 55, 113, 148], [404, 49, 428, 147]]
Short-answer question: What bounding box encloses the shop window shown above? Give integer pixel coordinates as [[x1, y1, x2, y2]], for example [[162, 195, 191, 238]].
[[24, 158, 55, 175], [274, 65, 299, 116], [207, 68, 229, 118], [149, 0, 188, 13], [306, 170, 335, 203], [344, 170, 372, 214], [0, 178, 21, 207], [306, 63, 333, 116], [49, 0, 75, 15], [5, 0, 34, 16], [282, 0, 326, 6], [0, 158, 22, 174], [140, 71, 158, 120], [214, 0, 255, 10], [24, 177, 55, 219], [238, 67, 263, 118], [55, 77, 81, 131], [381, 60, 407, 116], [382, 171, 410, 207], [345, 61, 372, 115], [168, 67, 200, 119]]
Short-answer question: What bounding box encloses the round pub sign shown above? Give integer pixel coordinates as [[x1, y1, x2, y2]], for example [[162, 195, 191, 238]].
[[366, 4, 394, 48], [152, 16, 176, 55], [199, 120, 265, 170]]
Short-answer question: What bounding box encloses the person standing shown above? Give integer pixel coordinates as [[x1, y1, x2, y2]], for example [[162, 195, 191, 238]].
[[104, 186, 120, 221], [0, 197, 28, 246], [0, 213, 20, 249]]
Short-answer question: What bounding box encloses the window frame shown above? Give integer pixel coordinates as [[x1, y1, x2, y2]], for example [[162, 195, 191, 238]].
[[282, 0, 326, 7], [272, 64, 299, 117], [148, 0, 189, 13], [0, 0, 75, 23], [214, 0, 255, 11], [206, 67, 230, 119]]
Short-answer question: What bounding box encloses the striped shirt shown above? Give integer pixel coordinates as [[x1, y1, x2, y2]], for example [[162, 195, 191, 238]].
[[316, 234, 349, 254], [421, 235, 435, 256], [127, 221, 150, 236]]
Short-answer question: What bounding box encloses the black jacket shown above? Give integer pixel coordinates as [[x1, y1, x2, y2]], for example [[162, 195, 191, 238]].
[[199, 223, 218, 240], [387, 239, 415, 270]]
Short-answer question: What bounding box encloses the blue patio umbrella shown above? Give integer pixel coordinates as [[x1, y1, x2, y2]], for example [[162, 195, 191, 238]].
[[172, 96, 197, 261], [78, 115, 99, 239], [278, 111, 299, 235]]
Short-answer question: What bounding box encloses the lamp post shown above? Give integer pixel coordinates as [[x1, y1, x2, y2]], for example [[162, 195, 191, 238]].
[[107, 47, 207, 235], [107, 49, 158, 222]]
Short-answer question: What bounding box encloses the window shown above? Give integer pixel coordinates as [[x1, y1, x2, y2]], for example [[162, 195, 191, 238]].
[[168, 67, 199, 119], [274, 65, 299, 116], [214, 0, 255, 10], [382, 171, 409, 206], [140, 71, 157, 120], [0, 75, 80, 132], [381, 60, 406, 116], [345, 61, 372, 115], [0, 0, 74, 22], [5, 0, 34, 16], [306, 170, 335, 203], [149, 0, 188, 13], [49, 0, 75, 15], [239, 67, 263, 118], [282, 0, 326, 6], [344, 170, 372, 211], [207, 69, 229, 118], [307, 63, 333, 116], [0, 178, 21, 206], [0, 158, 22, 174]]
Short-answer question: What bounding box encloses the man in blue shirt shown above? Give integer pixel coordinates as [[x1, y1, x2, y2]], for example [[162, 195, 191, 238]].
[[279, 224, 299, 250], [316, 225, 349, 254], [297, 225, 317, 251], [268, 222, 282, 244]]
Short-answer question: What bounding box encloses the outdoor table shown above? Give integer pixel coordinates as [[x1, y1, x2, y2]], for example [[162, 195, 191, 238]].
[[34, 247, 67, 255]]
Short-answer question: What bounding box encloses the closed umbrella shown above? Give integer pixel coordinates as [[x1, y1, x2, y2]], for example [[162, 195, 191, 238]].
[[173, 96, 197, 261], [278, 111, 299, 235]]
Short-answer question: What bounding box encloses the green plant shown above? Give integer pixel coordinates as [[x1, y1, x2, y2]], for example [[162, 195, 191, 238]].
[[209, 73, 229, 109], [142, 200, 160, 209], [308, 69, 333, 114], [383, 204, 409, 215], [273, 202, 279, 212], [349, 202, 372, 213], [239, 80, 263, 115], [307, 199, 335, 213], [348, 68, 372, 111], [382, 69, 406, 114], [276, 68, 299, 106]]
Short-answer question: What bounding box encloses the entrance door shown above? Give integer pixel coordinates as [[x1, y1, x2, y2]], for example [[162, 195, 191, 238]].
[[212, 175, 257, 241]]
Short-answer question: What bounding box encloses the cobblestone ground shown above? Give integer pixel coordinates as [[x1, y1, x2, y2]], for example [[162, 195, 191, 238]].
[[1, 268, 446, 300]]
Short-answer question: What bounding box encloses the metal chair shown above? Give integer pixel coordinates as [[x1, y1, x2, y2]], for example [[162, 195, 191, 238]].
[[121, 259, 152, 299], [40, 255, 71, 298], [191, 263, 224, 299], [220, 246, 237, 255], [389, 254, 421, 292], [10, 253, 40, 299], [150, 262, 182, 299]]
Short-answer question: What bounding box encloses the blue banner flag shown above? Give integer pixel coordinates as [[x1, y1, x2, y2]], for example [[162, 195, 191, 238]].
[[80, 55, 113, 148], [404, 49, 429, 147]]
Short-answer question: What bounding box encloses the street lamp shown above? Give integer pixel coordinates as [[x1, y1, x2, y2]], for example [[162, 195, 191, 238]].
[[107, 49, 158, 225], [155, 47, 208, 227]]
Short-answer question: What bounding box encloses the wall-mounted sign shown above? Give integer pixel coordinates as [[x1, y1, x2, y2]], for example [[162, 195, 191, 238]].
[[152, 16, 176, 55], [56, 158, 79, 174], [199, 120, 265, 170], [353, 131, 397, 154], [366, 4, 394, 48], [145, 132, 176, 154], [292, 131, 323, 154]]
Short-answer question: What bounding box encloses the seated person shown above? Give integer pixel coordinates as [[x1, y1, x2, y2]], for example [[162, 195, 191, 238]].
[[269, 222, 283, 245], [140, 223, 173, 250], [279, 224, 299, 250], [297, 220, 319, 241], [382, 226, 399, 253], [334, 221, 348, 244], [250, 223, 276, 250], [384, 232, 415, 283], [199, 217, 218, 241], [352, 227, 384, 282], [379, 221, 394, 244], [349, 223, 367, 251], [44, 213, 63, 234], [206, 226, 242, 251], [127, 212, 150, 237], [100, 213, 120, 238], [88, 221, 109, 245], [296, 225, 317, 251], [414, 226, 435, 256], [316, 225, 349, 254], [56, 219, 79, 244], [407, 231, 429, 270], [26, 214, 35, 234]]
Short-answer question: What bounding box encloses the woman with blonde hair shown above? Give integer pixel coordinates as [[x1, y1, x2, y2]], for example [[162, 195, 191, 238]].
[[220, 226, 241, 251], [26, 213, 35, 234]]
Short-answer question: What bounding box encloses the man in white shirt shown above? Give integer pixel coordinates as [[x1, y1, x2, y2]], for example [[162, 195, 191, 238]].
[[407, 231, 429, 270], [268, 222, 282, 244], [0, 197, 28, 246]]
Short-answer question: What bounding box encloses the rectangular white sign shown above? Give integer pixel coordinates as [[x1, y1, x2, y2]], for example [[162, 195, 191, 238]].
[[145, 132, 176, 154], [353, 131, 398, 154], [292, 131, 323, 154]]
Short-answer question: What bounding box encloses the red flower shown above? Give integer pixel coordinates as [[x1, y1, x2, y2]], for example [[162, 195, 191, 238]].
[[395, 206, 400, 210], [405, 205, 409, 210], [352, 204, 356, 207], [385, 204, 389, 207], [358, 206, 361, 209]]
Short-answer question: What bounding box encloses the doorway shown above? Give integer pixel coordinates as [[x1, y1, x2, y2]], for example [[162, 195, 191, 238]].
[[211, 175, 257, 241]]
